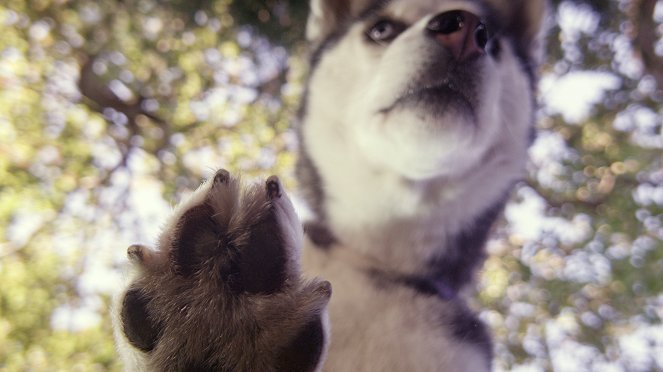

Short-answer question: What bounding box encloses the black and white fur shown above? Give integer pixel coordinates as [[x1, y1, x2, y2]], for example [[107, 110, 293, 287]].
[[297, 0, 545, 370], [113, 0, 546, 370]]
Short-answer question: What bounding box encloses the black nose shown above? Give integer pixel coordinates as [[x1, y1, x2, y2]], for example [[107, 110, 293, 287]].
[[426, 10, 488, 61]]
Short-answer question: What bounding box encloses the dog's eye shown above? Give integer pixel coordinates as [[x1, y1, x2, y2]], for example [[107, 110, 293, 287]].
[[366, 20, 405, 44]]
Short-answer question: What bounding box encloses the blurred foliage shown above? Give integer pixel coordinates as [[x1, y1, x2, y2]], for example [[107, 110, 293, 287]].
[[0, 0, 661, 371], [229, 0, 309, 47]]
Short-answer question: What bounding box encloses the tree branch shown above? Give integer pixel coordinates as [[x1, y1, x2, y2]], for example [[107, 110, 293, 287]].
[[631, 0, 663, 89], [77, 54, 166, 130]]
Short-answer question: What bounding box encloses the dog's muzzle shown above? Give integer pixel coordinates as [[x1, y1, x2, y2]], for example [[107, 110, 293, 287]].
[[426, 11, 489, 62]]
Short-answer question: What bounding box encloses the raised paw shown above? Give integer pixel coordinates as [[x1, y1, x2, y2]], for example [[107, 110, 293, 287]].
[[113, 170, 330, 372]]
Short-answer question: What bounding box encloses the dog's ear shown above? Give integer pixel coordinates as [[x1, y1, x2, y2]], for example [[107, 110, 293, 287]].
[[306, 0, 374, 44], [306, 0, 352, 43], [504, 0, 549, 64]]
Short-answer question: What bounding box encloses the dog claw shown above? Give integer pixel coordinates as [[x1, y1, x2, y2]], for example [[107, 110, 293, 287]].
[[266, 176, 282, 199], [317, 280, 332, 299], [127, 244, 145, 262], [214, 169, 230, 184]]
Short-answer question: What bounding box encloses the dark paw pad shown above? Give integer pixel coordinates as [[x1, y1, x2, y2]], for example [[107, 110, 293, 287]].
[[121, 288, 161, 353]]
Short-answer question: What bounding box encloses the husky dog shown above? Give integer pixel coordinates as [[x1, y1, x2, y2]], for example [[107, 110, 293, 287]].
[[296, 0, 545, 370], [112, 170, 331, 371], [113, 0, 546, 370]]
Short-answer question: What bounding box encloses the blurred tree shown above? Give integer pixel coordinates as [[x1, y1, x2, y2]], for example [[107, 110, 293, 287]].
[[1, 1, 298, 370], [0, 0, 661, 371], [480, 0, 663, 370]]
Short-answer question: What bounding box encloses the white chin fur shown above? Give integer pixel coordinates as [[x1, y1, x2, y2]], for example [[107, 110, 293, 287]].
[[348, 67, 503, 180], [353, 109, 482, 179]]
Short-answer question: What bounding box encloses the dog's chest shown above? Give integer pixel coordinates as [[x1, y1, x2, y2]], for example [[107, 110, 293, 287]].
[[302, 240, 490, 372]]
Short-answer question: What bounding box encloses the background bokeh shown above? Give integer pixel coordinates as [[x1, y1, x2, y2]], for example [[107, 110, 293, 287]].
[[0, 0, 661, 371]]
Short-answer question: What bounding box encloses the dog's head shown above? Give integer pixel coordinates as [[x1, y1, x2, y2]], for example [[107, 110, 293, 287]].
[[300, 0, 546, 182]]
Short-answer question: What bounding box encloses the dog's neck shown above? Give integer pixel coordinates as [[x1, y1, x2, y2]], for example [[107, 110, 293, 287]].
[[301, 135, 517, 288], [298, 90, 528, 287], [304, 184, 506, 297]]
